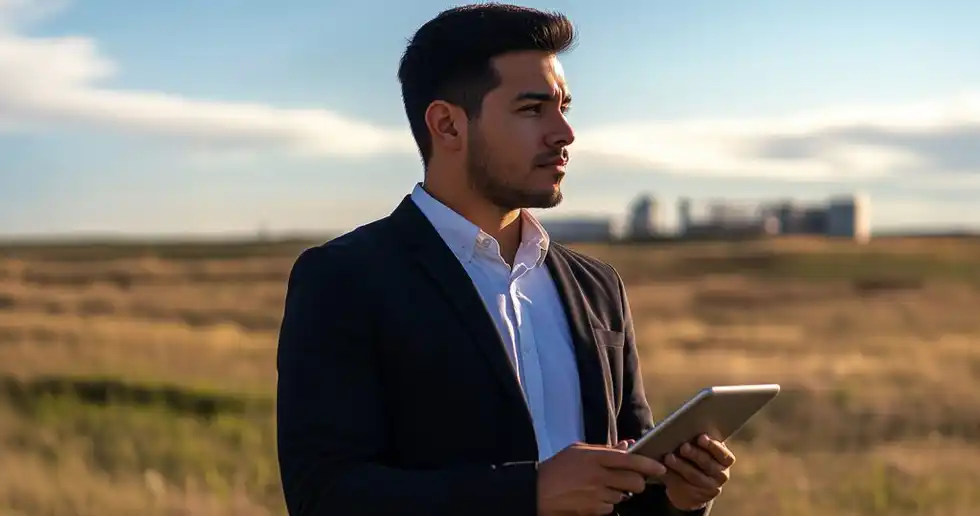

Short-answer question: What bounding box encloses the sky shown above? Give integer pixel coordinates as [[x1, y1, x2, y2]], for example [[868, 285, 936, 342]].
[[1, 0, 978, 238]]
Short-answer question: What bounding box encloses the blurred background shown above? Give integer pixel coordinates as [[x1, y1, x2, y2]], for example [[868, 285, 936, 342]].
[[1, 1, 978, 515]]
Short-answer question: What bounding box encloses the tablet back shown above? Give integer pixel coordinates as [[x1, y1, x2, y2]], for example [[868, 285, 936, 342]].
[[628, 384, 780, 461]]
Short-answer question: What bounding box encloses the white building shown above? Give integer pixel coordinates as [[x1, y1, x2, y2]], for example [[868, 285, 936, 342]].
[[826, 194, 871, 243]]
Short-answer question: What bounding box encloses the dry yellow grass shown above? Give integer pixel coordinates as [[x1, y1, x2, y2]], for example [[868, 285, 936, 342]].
[[1, 236, 978, 515]]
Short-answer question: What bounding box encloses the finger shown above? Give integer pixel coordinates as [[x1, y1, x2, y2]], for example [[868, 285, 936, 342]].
[[664, 471, 721, 514], [576, 442, 615, 451], [599, 469, 647, 495], [662, 468, 721, 508], [679, 442, 728, 483], [661, 469, 690, 491], [663, 469, 688, 492], [614, 440, 630, 451], [665, 452, 719, 491], [669, 471, 722, 505], [600, 487, 632, 505], [597, 450, 667, 478], [698, 434, 736, 467]]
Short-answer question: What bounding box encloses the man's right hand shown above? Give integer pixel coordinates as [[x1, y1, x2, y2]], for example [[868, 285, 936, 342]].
[[537, 442, 667, 516]]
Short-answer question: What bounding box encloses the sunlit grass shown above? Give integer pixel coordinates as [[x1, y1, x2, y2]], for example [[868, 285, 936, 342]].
[[0, 236, 977, 515]]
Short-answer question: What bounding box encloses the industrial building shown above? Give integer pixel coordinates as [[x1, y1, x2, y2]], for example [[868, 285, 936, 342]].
[[826, 194, 871, 242], [678, 194, 871, 243], [678, 197, 780, 239], [540, 193, 664, 243], [624, 194, 661, 240], [537, 192, 871, 244]]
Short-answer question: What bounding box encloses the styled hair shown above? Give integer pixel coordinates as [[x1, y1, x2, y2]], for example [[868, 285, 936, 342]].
[[397, 3, 576, 165]]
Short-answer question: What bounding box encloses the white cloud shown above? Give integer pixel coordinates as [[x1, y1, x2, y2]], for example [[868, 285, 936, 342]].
[[573, 92, 980, 182], [1, 0, 979, 186], [0, 0, 415, 157]]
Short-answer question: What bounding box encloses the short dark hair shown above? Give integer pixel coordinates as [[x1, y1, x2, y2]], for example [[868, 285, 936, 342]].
[[397, 3, 576, 166]]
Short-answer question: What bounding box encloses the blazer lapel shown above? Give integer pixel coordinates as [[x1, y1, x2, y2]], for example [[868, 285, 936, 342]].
[[545, 247, 614, 445], [388, 197, 532, 417]]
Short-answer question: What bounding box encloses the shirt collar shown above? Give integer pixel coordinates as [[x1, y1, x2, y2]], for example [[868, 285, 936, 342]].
[[410, 183, 550, 266]]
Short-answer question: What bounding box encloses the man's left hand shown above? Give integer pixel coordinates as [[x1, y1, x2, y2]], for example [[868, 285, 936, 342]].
[[662, 434, 735, 511]]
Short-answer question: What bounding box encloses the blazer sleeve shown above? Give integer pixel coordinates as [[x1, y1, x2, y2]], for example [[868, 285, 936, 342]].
[[610, 270, 713, 516], [275, 245, 538, 516]]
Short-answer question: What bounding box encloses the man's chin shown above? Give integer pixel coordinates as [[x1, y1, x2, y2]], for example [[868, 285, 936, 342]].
[[482, 185, 563, 211], [523, 191, 563, 210]]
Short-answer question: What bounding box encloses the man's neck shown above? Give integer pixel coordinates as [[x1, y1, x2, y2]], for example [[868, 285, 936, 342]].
[[420, 180, 523, 265]]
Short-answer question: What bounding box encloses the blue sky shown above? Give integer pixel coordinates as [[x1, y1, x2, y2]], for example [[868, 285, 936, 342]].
[[1, 0, 978, 237]]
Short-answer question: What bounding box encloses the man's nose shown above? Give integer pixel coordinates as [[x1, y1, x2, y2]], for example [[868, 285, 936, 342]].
[[546, 113, 575, 148]]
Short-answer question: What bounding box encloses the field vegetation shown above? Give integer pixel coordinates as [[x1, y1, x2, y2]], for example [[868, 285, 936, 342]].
[[1, 235, 978, 515]]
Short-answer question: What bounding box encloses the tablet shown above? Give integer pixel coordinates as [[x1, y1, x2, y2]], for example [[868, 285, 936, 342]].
[[626, 384, 780, 462]]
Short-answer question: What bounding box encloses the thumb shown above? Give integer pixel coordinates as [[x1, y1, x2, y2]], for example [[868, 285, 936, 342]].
[[614, 439, 635, 451]]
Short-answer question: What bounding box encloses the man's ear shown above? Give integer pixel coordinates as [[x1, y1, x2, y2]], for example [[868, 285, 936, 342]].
[[424, 101, 466, 154]]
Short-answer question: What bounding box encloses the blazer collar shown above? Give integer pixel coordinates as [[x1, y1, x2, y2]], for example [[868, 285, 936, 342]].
[[544, 246, 615, 445], [389, 195, 613, 445], [389, 195, 535, 418]]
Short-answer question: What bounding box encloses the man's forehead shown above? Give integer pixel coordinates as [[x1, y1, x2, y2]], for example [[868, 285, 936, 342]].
[[492, 52, 570, 97], [544, 57, 569, 94], [549, 57, 566, 80]]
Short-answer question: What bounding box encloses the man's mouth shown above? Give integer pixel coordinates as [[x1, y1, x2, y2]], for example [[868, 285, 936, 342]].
[[537, 154, 569, 167]]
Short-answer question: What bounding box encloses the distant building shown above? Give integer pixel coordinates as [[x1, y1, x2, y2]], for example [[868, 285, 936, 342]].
[[678, 197, 693, 235], [678, 197, 778, 239], [765, 200, 829, 235], [538, 192, 870, 244], [676, 193, 872, 243], [540, 217, 614, 243], [625, 194, 661, 240], [826, 194, 871, 243]]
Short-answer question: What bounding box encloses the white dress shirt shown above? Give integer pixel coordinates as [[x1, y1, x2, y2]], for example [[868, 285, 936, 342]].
[[410, 183, 585, 461]]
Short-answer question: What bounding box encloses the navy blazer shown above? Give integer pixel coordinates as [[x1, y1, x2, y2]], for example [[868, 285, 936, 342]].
[[275, 196, 711, 516]]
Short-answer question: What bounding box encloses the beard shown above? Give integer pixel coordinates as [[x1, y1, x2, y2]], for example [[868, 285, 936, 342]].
[[465, 129, 564, 211]]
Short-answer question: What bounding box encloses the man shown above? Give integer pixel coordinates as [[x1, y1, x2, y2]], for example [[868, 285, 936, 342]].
[[276, 4, 735, 515]]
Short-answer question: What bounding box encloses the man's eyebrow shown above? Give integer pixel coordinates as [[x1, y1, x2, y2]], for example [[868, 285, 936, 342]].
[[513, 91, 572, 104]]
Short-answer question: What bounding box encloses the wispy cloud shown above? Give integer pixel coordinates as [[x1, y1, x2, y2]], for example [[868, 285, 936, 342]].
[[573, 93, 980, 182], [1, 0, 979, 186], [0, 0, 415, 158]]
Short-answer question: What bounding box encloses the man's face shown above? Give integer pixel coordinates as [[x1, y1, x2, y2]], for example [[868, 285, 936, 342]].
[[465, 51, 575, 211]]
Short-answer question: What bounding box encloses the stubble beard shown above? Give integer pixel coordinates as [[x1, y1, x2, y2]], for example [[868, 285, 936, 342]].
[[465, 130, 563, 212]]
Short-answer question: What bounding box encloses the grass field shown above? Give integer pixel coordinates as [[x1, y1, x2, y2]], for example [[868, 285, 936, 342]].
[[1, 235, 978, 516]]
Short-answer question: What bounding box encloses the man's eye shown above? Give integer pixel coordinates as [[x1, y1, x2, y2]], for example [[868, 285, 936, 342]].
[[520, 104, 542, 113]]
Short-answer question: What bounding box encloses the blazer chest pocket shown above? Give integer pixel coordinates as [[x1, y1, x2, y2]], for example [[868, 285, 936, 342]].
[[593, 328, 625, 348], [592, 328, 626, 411]]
